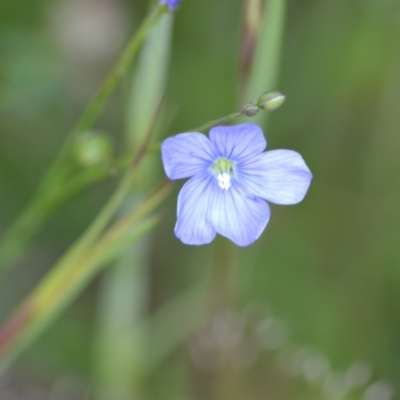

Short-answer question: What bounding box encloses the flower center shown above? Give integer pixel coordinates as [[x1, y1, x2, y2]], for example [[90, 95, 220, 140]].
[[217, 173, 231, 190], [210, 157, 235, 190]]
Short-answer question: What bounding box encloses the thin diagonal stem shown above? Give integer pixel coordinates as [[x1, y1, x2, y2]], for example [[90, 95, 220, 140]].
[[44, 6, 166, 182], [0, 5, 166, 279], [0, 180, 173, 371], [191, 111, 244, 132], [245, 0, 287, 127]]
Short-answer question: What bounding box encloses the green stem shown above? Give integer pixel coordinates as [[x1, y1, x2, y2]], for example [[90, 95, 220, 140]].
[[0, 83, 169, 369], [0, 181, 173, 371], [191, 111, 244, 132], [245, 0, 287, 127], [93, 12, 174, 399], [0, 196, 47, 277], [0, 5, 166, 280], [146, 95, 267, 153], [45, 5, 166, 180]]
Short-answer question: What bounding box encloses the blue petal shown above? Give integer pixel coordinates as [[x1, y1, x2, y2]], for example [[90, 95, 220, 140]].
[[239, 150, 312, 204], [175, 173, 217, 245], [161, 133, 216, 180], [210, 184, 271, 247], [209, 123, 266, 162]]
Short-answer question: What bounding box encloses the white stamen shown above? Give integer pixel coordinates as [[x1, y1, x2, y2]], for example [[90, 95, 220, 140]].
[[217, 173, 231, 190]]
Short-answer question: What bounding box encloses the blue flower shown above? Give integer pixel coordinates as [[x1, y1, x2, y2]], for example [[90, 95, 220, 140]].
[[159, 0, 180, 11], [161, 123, 312, 247]]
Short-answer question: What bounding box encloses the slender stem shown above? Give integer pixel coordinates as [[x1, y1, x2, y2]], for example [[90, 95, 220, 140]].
[[93, 12, 174, 399], [55, 93, 165, 270], [53, 81, 165, 287], [204, 2, 288, 398], [0, 196, 48, 277], [0, 74, 169, 368], [238, 0, 264, 100], [0, 219, 158, 373], [95, 181, 174, 259], [55, 156, 131, 200], [33, 180, 173, 313], [245, 0, 287, 127], [140, 100, 259, 152], [140, 110, 245, 152], [191, 112, 243, 132], [0, 180, 173, 371], [146, 96, 263, 152], [0, 5, 165, 280], [45, 6, 166, 180]]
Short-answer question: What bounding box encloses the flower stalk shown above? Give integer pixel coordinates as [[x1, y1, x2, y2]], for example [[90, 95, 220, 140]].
[[0, 72, 170, 370], [92, 10, 174, 399], [245, 0, 287, 127], [0, 4, 167, 280], [46, 5, 166, 176], [0, 180, 173, 371]]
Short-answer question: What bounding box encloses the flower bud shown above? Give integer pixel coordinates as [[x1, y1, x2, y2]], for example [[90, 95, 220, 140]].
[[257, 91, 286, 111], [241, 103, 260, 117], [73, 131, 113, 167], [159, 0, 180, 11]]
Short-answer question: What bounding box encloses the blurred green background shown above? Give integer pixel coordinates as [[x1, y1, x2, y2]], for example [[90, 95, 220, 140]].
[[1, 0, 400, 399]]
